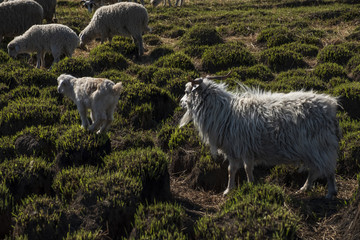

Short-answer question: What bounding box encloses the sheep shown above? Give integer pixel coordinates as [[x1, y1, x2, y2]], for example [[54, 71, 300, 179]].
[[179, 72, 340, 199], [81, 0, 144, 13], [57, 74, 123, 134], [151, 0, 183, 7], [5, 0, 57, 23], [7, 24, 80, 69], [79, 2, 150, 58], [0, 0, 43, 45]]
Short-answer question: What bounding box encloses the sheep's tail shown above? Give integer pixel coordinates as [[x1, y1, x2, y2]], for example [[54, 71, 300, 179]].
[[112, 82, 123, 95]]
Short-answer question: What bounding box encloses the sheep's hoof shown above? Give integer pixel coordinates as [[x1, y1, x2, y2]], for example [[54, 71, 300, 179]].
[[223, 188, 231, 196]]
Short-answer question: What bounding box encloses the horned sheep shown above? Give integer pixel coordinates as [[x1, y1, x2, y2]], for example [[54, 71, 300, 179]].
[[57, 74, 123, 134], [0, 0, 43, 44], [179, 72, 340, 199], [79, 2, 150, 58], [5, 0, 57, 23], [7, 24, 80, 69]]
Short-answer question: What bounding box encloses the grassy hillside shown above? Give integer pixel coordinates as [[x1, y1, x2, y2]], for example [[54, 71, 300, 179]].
[[1, 0, 360, 239]]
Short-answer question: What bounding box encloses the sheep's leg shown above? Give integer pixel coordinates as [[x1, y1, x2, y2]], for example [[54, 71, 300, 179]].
[[167, 0, 172, 6], [244, 160, 254, 182], [133, 35, 143, 58], [77, 104, 90, 129], [299, 170, 318, 193], [224, 158, 240, 195], [36, 52, 43, 68], [326, 173, 337, 199]]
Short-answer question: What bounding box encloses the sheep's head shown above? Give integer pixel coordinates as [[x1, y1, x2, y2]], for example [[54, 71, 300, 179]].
[[81, 0, 97, 13], [7, 40, 21, 59], [57, 74, 75, 95], [151, 0, 163, 7], [179, 71, 232, 128]]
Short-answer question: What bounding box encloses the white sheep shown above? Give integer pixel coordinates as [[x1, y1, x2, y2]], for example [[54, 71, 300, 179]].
[[57, 74, 123, 134], [79, 2, 150, 58], [81, 0, 144, 13], [180, 72, 340, 199], [5, 0, 57, 23], [151, 0, 183, 7], [7, 24, 80, 69], [0, 0, 43, 44]]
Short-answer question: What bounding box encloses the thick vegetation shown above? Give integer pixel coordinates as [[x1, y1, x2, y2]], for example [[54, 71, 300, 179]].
[[1, 0, 360, 239]]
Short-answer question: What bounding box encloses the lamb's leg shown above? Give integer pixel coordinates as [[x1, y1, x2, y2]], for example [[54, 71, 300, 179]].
[[77, 104, 90, 129], [133, 35, 143, 58], [224, 158, 240, 195], [88, 110, 106, 133], [97, 106, 116, 134], [326, 173, 337, 199]]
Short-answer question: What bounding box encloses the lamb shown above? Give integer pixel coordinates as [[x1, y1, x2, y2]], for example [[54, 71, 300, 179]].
[[179, 72, 340, 199], [0, 0, 43, 44], [79, 2, 150, 58], [57, 74, 123, 134], [7, 24, 80, 69], [151, 0, 183, 7], [81, 0, 144, 13], [5, 0, 57, 22]]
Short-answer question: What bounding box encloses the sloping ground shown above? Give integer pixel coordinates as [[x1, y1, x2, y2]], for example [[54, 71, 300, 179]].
[[1, 0, 360, 239]]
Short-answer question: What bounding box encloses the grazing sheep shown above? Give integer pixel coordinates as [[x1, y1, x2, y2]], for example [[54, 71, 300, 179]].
[[5, 0, 57, 22], [57, 74, 123, 134], [179, 72, 340, 199], [151, 0, 182, 7], [81, 0, 144, 13], [0, 0, 43, 44], [7, 24, 80, 68], [79, 2, 150, 58]]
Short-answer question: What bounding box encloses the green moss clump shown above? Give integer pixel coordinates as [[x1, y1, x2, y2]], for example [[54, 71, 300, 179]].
[[155, 52, 195, 71], [338, 131, 360, 177], [270, 69, 326, 91], [12, 196, 66, 240], [317, 44, 353, 66], [331, 82, 360, 119], [202, 42, 256, 73], [313, 63, 348, 82], [102, 147, 170, 201], [143, 34, 162, 46], [281, 42, 319, 57], [257, 26, 295, 47], [352, 65, 360, 81], [0, 86, 40, 110], [194, 183, 299, 239], [51, 57, 93, 77], [118, 82, 177, 127], [89, 48, 128, 72], [149, 46, 174, 60], [0, 50, 10, 64], [55, 125, 111, 167], [131, 202, 190, 239], [184, 45, 209, 58], [260, 47, 306, 72], [0, 98, 60, 136], [228, 64, 274, 83], [180, 25, 223, 47], [347, 55, 360, 72], [0, 156, 54, 202]]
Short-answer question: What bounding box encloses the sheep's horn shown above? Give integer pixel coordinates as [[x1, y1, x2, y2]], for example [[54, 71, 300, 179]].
[[189, 76, 203, 86], [206, 70, 232, 80]]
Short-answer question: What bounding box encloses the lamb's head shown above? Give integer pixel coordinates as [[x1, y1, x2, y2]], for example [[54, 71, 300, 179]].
[[81, 0, 97, 13], [179, 71, 232, 128], [57, 74, 75, 96]]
